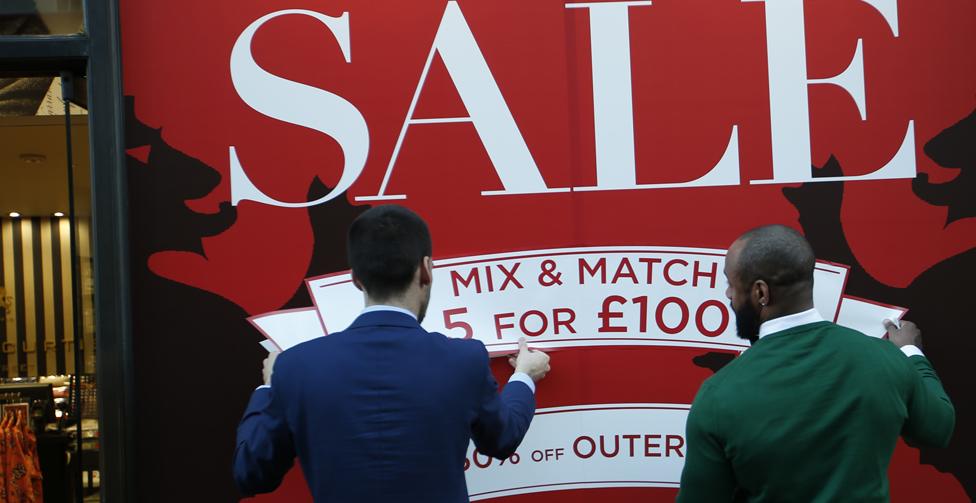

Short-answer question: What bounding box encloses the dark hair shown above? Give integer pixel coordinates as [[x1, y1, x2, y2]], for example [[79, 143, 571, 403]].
[[735, 224, 815, 290], [347, 205, 432, 300]]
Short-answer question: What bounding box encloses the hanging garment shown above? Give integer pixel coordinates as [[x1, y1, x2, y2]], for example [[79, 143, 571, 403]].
[[0, 410, 42, 503], [0, 412, 8, 503], [22, 424, 42, 501]]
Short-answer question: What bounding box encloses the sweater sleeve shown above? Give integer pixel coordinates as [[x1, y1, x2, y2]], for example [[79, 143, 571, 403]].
[[901, 355, 955, 448], [676, 382, 736, 502]]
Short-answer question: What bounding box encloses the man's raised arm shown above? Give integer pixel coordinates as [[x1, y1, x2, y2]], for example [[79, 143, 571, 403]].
[[233, 352, 296, 496], [884, 320, 955, 448]]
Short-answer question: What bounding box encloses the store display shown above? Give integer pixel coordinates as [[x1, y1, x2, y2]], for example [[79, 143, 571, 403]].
[[0, 377, 97, 502], [0, 405, 43, 502]]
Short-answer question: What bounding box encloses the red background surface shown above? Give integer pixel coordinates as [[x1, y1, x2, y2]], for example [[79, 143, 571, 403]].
[[119, 0, 974, 500]]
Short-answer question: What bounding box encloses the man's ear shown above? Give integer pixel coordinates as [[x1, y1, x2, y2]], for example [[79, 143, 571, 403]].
[[419, 256, 433, 287], [752, 280, 770, 308], [351, 271, 365, 292]]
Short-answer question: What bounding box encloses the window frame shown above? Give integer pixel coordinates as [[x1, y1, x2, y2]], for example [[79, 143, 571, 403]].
[[0, 2, 133, 501]]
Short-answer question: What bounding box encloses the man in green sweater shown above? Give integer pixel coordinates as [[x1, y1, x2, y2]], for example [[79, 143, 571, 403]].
[[677, 225, 955, 502]]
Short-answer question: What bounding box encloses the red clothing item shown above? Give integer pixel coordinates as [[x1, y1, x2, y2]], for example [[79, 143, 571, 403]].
[[23, 427, 42, 501], [0, 413, 41, 503]]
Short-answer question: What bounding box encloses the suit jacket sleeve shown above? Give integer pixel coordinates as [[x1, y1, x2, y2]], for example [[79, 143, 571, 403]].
[[902, 355, 955, 448], [232, 361, 296, 496], [677, 382, 736, 503], [469, 344, 535, 459]]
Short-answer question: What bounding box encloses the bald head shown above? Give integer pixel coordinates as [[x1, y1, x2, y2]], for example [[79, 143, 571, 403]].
[[724, 225, 816, 341], [729, 225, 815, 300]]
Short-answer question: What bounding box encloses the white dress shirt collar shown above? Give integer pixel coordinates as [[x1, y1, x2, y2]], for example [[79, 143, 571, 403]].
[[757, 308, 824, 340], [361, 304, 418, 320]]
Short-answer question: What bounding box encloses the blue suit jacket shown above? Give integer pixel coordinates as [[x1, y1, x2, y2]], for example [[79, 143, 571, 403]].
[[233, 310, 536, 502]]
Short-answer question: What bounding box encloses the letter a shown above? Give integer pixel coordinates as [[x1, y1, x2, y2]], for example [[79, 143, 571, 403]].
[[357, 1, 565, 201]]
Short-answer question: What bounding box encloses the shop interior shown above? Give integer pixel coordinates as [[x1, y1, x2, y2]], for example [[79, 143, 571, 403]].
[[0, 73, 100, 503], [2, 1, 121, 502]]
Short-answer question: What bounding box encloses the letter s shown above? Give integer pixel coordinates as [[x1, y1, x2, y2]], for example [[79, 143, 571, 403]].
[[229, 9, 369, 207]]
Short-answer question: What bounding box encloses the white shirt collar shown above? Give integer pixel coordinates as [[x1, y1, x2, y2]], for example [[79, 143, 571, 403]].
[[757, 308, 824, 339], [361, 304, 418, 320]]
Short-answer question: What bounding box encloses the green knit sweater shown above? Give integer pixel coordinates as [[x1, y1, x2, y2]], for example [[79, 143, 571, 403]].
[[677, 321, 955, 502]]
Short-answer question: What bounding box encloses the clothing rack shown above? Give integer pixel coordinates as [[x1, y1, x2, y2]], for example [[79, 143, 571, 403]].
[[0, 383, 55, 434], [0, 408, 44, 502]]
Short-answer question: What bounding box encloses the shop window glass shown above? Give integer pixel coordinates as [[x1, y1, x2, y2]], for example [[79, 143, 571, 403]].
[[0, 71, 99, 501], [0, 0, 85, 36]]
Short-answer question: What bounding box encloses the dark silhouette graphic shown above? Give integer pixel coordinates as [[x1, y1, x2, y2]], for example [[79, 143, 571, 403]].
[[691, 351, 736, 374], [781, 107, 976, 498], [127, 95, 261, 503], [125, 96, 367, 502], [281, 179, 368, 310], [914, 109, 976, 226]]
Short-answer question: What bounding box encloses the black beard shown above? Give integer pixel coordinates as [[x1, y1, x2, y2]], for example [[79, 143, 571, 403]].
[[417, 289, 430, 324], [734, 302, 761, 344]]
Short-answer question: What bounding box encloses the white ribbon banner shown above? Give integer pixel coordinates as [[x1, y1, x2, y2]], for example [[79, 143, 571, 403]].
[[464, 403, 690, 500], [249, 247, 905, 352]]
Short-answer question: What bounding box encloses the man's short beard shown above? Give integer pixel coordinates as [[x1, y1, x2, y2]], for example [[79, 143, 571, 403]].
[[734, 302, 761, 344], [417, 288, 431, 324]]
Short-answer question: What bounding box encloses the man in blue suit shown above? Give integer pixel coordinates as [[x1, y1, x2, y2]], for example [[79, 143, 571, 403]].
[[233, 204, 551, 502]]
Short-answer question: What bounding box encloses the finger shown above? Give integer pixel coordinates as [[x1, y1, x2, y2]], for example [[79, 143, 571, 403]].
[[882, 319, 898, 333], [518, 337, 529, 354], [508, 356, 517, 368]]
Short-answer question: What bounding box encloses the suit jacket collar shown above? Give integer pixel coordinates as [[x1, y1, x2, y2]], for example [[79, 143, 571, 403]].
[[346, 310, 422, 331]]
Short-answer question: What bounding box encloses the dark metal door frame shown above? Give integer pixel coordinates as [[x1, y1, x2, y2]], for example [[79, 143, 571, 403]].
[[0, 1, 134, 502]]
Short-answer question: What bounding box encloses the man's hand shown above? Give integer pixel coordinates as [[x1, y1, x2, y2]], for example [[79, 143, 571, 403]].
[[884, 319, 922, 349], [508, 337, 551, 383], [263, 351, 280, 386]]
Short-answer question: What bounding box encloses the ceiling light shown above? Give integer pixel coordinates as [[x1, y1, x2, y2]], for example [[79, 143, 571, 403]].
[[53, 212, 65, 217], [9, 212, 21, 218]]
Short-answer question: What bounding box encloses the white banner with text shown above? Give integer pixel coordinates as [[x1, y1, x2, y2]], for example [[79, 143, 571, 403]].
[[250, 247, 905, 352]]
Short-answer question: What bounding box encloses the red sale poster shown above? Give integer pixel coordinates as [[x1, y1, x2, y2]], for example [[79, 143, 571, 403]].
[[118, 0, 975, 501]]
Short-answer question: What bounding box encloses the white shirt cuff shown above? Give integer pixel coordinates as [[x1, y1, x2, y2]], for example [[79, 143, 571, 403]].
[[256, 384, 271, 390], [509, 372, 536, 394], [901, 345, 924, 358]]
